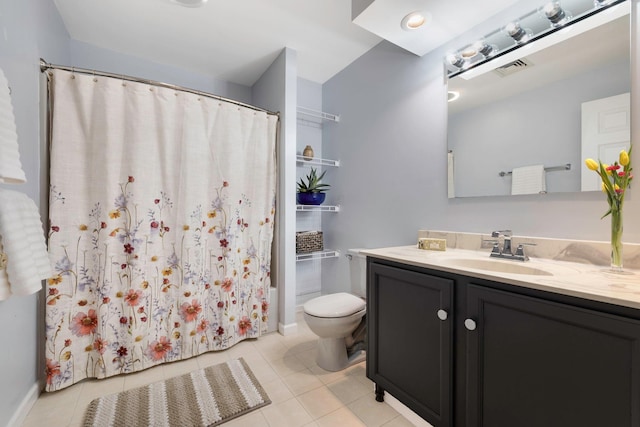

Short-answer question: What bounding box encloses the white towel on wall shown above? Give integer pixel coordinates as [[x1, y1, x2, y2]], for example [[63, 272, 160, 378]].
[[511, 164, 546, 195], [447, 151, 455, 199], [0, 68, 26, 184], [0, 189, 51, 300]]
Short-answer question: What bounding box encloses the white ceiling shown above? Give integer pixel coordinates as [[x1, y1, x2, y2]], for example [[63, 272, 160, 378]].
[[53, 0, 522, 86]]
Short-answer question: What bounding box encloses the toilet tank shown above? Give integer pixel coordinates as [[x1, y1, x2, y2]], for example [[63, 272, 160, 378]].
[[347, 248, 367, 298]]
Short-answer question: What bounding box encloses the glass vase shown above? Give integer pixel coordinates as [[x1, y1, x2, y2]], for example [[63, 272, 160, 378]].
[[610, 208, 623, 272]]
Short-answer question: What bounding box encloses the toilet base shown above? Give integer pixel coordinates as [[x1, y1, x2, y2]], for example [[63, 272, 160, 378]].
[[316, 337, 366, 372]]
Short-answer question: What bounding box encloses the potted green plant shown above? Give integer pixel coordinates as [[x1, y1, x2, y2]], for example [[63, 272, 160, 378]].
[[297, 167, 330, 205]]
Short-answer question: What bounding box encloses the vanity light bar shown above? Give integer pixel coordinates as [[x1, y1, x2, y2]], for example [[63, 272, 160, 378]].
[[446, 0, 628, 78], [456, 0, 629, 80]]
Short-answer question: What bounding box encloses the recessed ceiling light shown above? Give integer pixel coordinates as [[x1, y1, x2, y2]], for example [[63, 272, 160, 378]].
[[401, 11, 430, 31], [170, 0, 208, 7]]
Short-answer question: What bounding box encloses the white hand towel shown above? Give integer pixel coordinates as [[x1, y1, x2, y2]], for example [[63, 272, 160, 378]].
[[447, 151, 455, 199], [0, 189, 51, 299], [0, 68, 26, 184], [511, 165, 546, 195]]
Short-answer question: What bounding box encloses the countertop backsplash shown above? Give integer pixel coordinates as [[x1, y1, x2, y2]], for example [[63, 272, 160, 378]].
[[418, 230, 640, 270]]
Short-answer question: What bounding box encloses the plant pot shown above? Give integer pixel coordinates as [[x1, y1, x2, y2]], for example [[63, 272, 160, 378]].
[[297, 192, 326, 205]]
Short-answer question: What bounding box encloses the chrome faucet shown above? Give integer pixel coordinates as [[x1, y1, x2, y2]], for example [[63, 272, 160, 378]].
[[489, 230, 531, 261]]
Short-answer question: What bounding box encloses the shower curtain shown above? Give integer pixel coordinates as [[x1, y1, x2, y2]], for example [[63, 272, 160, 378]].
[[45, 69, 277, 391]]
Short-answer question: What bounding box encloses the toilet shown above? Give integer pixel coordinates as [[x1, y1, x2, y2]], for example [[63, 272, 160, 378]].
[[303, 249, 367, 371]]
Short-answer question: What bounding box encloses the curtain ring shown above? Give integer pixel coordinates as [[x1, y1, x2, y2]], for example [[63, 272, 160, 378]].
[[121, 74, 126, 87], [71, 67, 75, 79], [93, 70, 97, 83]]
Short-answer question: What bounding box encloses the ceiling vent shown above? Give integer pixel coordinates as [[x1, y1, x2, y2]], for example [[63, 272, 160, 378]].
[[493, 58, 533, 77]]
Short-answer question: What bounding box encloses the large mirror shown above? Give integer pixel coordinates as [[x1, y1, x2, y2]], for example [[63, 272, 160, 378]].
[[447, 0, 630, 198]]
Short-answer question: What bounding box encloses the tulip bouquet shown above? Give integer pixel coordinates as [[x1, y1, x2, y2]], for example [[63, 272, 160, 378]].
[[585, 147, 632, 270]]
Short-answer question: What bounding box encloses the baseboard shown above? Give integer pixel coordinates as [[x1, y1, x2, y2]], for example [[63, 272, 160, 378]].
[[278, 321, 298, 336], [384, 391, 433, 427], [267, 287, 278, 333], [7, 382, 40, 427]]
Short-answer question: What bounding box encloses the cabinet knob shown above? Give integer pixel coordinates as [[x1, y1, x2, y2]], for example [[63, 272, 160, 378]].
[[464, 318, 477, 331], [437, 309, 448, 321]]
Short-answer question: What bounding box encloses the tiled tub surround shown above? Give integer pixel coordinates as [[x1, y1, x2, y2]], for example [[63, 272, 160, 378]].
[[362, 230, 640, 310]]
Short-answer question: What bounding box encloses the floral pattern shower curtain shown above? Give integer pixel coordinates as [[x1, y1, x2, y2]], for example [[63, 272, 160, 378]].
[[45, 69, 278, 391]]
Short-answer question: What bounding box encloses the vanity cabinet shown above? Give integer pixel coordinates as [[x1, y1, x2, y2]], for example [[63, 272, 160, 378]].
[[466, 284, 640, 427], [367, 257, 640, 427], [367, 261, 454, 426]]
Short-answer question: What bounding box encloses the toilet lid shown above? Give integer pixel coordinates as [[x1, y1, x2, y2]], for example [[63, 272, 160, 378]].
[[303, 292, 366, 318]]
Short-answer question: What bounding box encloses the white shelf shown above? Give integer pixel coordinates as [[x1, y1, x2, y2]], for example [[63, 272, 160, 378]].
[[296, 205, 339, 212], [296, 155, 340, 167], [296, 250, 340, 262], [297, 106, 340, 122]]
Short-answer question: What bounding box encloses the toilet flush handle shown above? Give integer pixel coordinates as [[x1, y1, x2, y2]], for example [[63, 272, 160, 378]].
[[437, 309, 448, 321]]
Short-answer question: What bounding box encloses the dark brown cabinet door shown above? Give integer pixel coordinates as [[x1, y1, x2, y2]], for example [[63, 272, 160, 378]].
[[367, 261, 454, 427], [466, 284, 640, 427]]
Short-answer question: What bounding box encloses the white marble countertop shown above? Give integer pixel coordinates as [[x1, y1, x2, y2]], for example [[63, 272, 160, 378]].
[[362, 245, 640, 310]]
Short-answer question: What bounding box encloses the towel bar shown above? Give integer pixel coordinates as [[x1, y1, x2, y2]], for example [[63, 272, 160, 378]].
[[499, 163, 571, 177]]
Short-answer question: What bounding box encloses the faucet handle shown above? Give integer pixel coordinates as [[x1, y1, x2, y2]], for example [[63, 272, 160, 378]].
[[491, 230, 512, 238], [514, 242, 536, 260]]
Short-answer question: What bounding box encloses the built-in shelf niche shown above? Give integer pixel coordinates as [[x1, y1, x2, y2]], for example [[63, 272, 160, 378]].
[[296, 205, 339, 212], [296, 250, 340, 262], [296, 155, 339, 167]]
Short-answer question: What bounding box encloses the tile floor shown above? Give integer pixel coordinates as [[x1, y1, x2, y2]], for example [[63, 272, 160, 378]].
[[22, 312, 415, 427]]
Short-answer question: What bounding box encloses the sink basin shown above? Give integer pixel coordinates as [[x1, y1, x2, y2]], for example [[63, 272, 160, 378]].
[[444, 258, 553, 276]]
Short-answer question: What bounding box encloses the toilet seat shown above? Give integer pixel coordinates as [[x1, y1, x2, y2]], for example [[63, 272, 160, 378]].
[[303, 292, 365, 318]]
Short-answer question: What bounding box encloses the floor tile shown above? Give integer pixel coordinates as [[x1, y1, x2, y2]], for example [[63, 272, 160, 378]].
[[261, 397, 314, 427], [294, 347, 318, 369], [268, 353, 309, 377], [347, 394, 400, 427], [245, 357, 279, 384], [261, 377, 295, 404], [123, 365, 165, 390], [383, 415, 422, 427], [281, 368, 324, 396], [326, 375, 371, 405], [309, 363, 349, 385], [224, 409, 270, 427], [316, 407, 367, 427], [28, 382, 84, 412], [162, 357, 199, 378], [197, 349, 229, 369], [297, 386, 344, 419]]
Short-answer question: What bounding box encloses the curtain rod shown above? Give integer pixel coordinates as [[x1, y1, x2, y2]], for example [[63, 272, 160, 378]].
[[39, 58, 279, 117]]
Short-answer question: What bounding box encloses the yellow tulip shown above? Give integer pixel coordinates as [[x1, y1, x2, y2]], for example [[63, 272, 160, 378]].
[[585, 158, 599, 171], [620, 150, 630, 166], [601, 182, 607, 192]]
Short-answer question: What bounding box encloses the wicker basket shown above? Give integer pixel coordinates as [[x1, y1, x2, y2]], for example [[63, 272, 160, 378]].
[[296, 231, 323, 254]]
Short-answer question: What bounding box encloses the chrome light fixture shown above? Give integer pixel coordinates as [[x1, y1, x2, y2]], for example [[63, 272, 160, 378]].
[[540, 1, 572, 26], [445, 0, 627, 78], [473, 40, 497, 58], [504, 21, 532, 43], [446, 54, 466, 69]]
